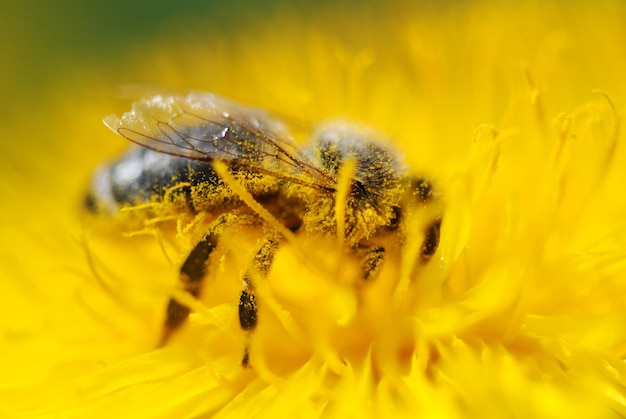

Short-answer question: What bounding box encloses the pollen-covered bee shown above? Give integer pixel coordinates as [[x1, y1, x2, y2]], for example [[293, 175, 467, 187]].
[[86, 93, 442, 366]]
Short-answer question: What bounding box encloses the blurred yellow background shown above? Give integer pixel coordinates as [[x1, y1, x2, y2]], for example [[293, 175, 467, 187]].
[[2, 1, 626, 417]]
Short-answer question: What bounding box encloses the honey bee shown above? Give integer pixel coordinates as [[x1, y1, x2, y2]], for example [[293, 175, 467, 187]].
[[86, 93, 441, 366]]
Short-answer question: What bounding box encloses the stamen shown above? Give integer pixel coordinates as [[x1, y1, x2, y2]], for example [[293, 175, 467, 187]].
[[335, 158, 357, 244]]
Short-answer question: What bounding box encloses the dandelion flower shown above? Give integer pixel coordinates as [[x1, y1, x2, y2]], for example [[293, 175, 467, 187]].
[[2, 1, 626, 418]]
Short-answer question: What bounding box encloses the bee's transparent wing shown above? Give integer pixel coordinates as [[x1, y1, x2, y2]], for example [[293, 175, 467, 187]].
[[103, 93, 333, 189]]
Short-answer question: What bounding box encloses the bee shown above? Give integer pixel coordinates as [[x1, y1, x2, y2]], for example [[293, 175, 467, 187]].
[[86, 93, 442, 366]]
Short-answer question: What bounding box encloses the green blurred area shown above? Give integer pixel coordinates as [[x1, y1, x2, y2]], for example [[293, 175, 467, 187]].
[[0, 1, 253, 104], [0, 0, 490, 117], [0, 0, 369, 112]]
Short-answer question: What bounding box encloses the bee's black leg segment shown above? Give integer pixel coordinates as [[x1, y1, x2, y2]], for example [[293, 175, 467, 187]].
[[239, 286, 257, 331], [239, 288, 255, 368], [161, 233, 218, 345], [356, 244, 385, 280], [241, 347, 251, 368], [238, 238, 278, 367], [421, 219, 441, 259]]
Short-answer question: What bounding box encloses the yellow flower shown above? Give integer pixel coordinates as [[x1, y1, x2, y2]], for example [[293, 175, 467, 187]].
[[2, 1, 626, 417]]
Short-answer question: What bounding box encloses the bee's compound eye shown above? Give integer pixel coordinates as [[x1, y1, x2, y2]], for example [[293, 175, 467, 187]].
[[421, 220, 441, 259]]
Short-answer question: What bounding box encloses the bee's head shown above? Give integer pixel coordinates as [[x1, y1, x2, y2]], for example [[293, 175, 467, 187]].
[[305, 123, 407, 245], [304, 123, 443, 256]]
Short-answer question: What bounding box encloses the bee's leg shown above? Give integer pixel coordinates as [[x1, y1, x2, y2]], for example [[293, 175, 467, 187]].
[[356, 219, 441, 281], [161, 233, 219, 344], [356, 244, 386, 280], [239, 238, 279, 367], [421, 219, 441, 259]]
